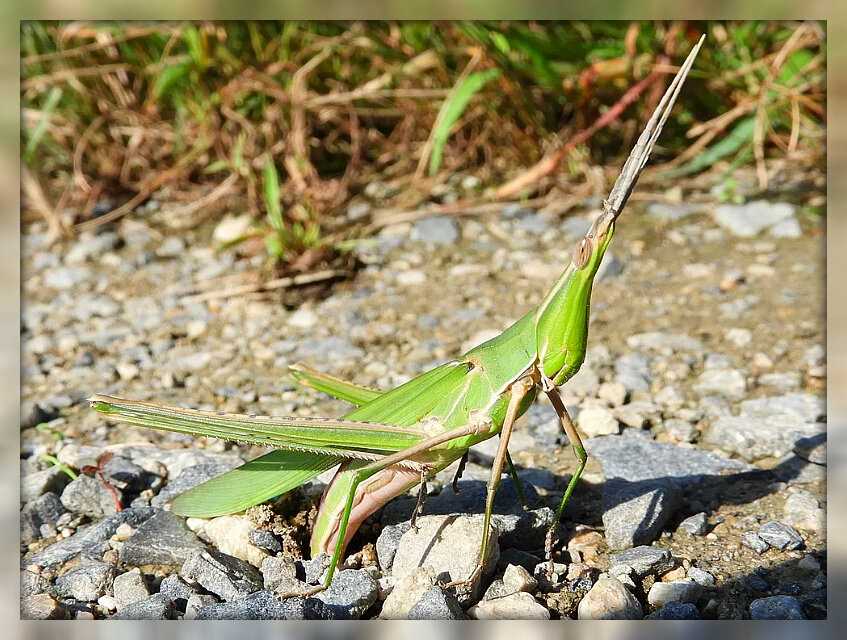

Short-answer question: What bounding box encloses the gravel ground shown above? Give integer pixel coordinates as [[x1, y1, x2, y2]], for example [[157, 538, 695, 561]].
[[20, 186, 826, 620]]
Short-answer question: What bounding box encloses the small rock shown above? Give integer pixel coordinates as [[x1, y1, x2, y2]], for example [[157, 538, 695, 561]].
[[113, 568, 150, 610], [390, 514, 498, 604], [44, 266, 92, 289], [380, 566, 437, 619], [98, 595, 118, 611], [158, 574, 199, 607], [577, 407, 620, 437], [678, 513, 709, 536], [396, 269, 426, 286], [783, 490, 825, 533], [741, 531, 770, 554], [688, 567, 716, 587], [60, 474, 121, 518], [712, 201, 796, 237], [261, 556, 304, 594], [693, 368, 747, 400], [769, 218, 802, 238], [664, 419, 698, 443], [180, 549, 263, 601], [614, 353, 651, 393], [21, 570, 51, 597], [119, 510, 204, 567], [739, 392, 824, 423], [627, 332, 703, 353], [408, 587, 465, 620], [647, 579, 702, 607], [204, 515, 270, 567], [704, 415, 823, 462], [185, 594, 220, 620], [55, 561, 115, 602], [213, 214, 253, 244], [749, 595, 805, 620], [724, 327, 752, 347], [376, 522, 410, 572], [469, 592, 549, 620], [610, 546, 674, 576], [194, 590, 329, 620], [646, 602, 699, 619], [502, 563, 538, 593], [112, 594, 175, 620], [410, 216, 459, 245], [597, 382, 627, 407], [758, 372, 801, 391], [578, 576, 643, 620], [21, 492, 67, 543], [794, 434, 826, 465], [797, 555, 821, 571], [287, 307, 318, 329], [315, 569, 378, 619], [249, 529, 282, 555], [21, 593, 66, 620], [601, 479, 681, 550], [757, 521, 804, 551]]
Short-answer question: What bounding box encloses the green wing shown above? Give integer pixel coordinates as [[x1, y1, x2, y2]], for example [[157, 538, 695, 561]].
[[290, 363, 381, 406], [170, 449, 341, 518]]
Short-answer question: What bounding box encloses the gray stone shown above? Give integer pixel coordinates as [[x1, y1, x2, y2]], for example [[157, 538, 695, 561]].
[[705, 416, 824, 463], [21, 593, 66, 620], [577, 407, 620, 437], [21, 492, 67, 543], [647, 579, 702, 607], [741, 531, 770, 554], [301, 553, 332, 585], [20, 570, 51, 597], [627, 332, 703, 353], [578, 576, 642, 620], [646, 601, 699, 619], [391, 514, 499, 604], [664, 419, 698, 443], [693, 368, 747, 400], [758, 372, 801, 391], [21, 466, 71, 503], [120, 510, 204, 567], [260, 556, 304, 594], [157, 574, 198, 607], [100, 455, 148, 493], [469, 592, 550, 620], [295, 336, 364, 362], [601, 479, 681, 550], [376, 522, 411, 571], [749, 595, 805, 620], [647, 202, 704, 221], [739, 392, 825, 423], [783, 490, 825, 533], [712, 201, 796, 237], [60, 474, 121, 518], [65, 232, 120, 264], [110, 569, 148, 610], [112, 594, 175, 620], [180, 549, 263, 601], [597, 253, 624, 280], [184, 594, 219, 619], [609, 546, 674, 576], [757, 521, 804, 550], [410, 216, 459, 245], [315, 569, 379, 619], [27, 508, 156, 568], [408, 586, 465, 620], [194, 590, 331, 620], [515, 213, 550, 235], [615, 353, 651, 393], [55, 561, 115, 602], [678, 512, 709, 536], [248, 529, 282, 554], [45, 266, 92, 289], [613, 400, 659, 429], [688, 567, 715, 587], [769, 218, 802, 238]]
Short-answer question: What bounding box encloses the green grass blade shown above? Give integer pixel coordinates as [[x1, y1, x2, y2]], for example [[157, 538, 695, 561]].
[[290, 363, 382, 406], [428, 68, 501, 176], [661, 116, 756, 179], [24, 87, 62, 163], [170, 449, 340, 517], [263, 157, 284, 232]]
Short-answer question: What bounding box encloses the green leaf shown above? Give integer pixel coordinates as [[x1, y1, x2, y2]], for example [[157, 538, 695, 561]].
[[24, 87, 62, 163], [263, 157, 284, 232], [662, 117, 756, 179], [153, 62, 191, 102], [777, 49, 814, 87], [265, 233, 285, 258], [429, 68, 501, 176]]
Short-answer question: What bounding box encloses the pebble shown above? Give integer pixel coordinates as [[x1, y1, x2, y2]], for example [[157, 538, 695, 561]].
[[688, 567, 716, 587], [396, 269, 426, 286], [249, 529, 282, 555], [597, 381, 627, 406], [287, 307, 318, 329], [203, 515, 269, 567], [375, 522, 411, 572], [757, 521, 804, 551], [577, 406, 620, 437], [646, 602, 699, 619], [758, 372, 801, 391], [725, 327, 752, 347], [502, 563, 538, 593], [469, 592, 550, 620], [315, 569, 379, 619], [610, 546, 674, 576], [261, 556, 304, 594], [712, 201, 796, 237], [627, 332, 703, 353], [578, 576, 643, 620], [213, 214, 253, 244], [678, 513, 709, 536], [741, 532, 770, 554], [664, 419, 698, 443], [390, 514, 499, 604], [112, 594, 175, 620], [194, 590, 329, 620], [749, 595, 805, 620], [601, 479, 681, 550], [113, 568, 150, 609], [407, 586, 465, 620], [693, 368, 747, 400], [647, 579, 702, 607], [410, 216, 459, 245], [21, 593, 66, 620], [54, 561, 115, 602], [704, 415, 823, 462], [119, 510, 204, 567], [380, 566, 438, 619], [185, 594, 220, 620], [21, 492, 67, 543], [180, 549, 264, 601], [739, 392, 824, 422], [783, 490, 825, 533], [158, 574, 199, 606]]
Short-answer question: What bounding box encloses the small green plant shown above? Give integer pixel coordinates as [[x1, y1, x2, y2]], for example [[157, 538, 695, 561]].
[[262, 157, 321, 263]]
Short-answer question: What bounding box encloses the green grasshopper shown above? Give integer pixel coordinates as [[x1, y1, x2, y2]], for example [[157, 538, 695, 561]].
[[90, 37, 703, 596]]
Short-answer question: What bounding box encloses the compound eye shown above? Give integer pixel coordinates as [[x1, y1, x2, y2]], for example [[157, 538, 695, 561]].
[[573, 236, 592, 269]]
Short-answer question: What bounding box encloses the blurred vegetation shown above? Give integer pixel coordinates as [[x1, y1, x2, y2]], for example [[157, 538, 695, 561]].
[[21, 20, 825, 268]]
